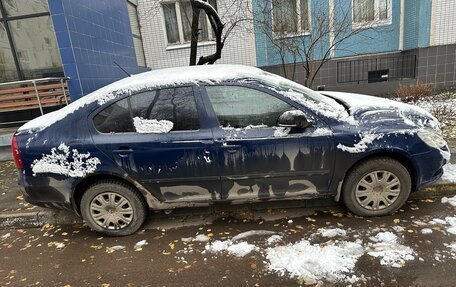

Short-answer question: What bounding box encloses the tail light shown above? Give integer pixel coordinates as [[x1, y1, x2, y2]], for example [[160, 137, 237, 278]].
[[12, 136, 23, 170]]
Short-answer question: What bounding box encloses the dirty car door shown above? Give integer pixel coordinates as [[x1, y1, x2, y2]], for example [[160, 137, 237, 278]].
[[91, 86, 221, 203], [204, 85, 334, 202]]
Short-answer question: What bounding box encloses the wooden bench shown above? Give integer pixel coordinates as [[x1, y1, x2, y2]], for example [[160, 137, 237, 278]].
[[0, 78, 70, 115]]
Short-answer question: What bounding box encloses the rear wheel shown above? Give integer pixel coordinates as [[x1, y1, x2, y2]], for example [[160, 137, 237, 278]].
[[81, 180, 147, 236], [342, 157, 411, 217]]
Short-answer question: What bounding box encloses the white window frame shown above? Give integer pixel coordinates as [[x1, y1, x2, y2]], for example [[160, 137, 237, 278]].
[[352, 0, 392, 29], [272, 0, 312, 38], [160, 0, 216, 49], [127, 0, 147, 67]]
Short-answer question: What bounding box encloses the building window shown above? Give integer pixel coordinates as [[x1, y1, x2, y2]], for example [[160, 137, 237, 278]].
[[0, 0, 63, 82], [352, 0, 391, 26], [272, 0, 310, 36], [127, 0, 146, 67], [161, 0, 217, 46]]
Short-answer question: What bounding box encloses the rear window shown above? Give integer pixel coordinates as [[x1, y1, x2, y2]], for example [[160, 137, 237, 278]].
[[93, 98, 134, 133], [93, 87, 200, 133]]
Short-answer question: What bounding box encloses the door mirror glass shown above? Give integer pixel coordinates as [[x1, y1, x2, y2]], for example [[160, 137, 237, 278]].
[[278, 110, 311, 129]]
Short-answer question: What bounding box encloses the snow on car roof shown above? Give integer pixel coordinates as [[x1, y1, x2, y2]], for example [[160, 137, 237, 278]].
[[18, 65, 317, 132]]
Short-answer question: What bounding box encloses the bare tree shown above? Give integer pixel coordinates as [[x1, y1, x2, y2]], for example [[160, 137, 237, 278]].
[[188, 0, 254, 65], [140, 0, 252, 66], [189, 0, 224, 65], [254, 0, 391, 87]]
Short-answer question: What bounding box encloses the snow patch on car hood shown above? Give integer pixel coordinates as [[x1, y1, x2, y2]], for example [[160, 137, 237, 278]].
[[321, 91, 440, 129]]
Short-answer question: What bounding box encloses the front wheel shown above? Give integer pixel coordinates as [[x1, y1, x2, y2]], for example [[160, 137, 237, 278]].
[[81, 180, 148, 236], [342, 157, 412, 217]]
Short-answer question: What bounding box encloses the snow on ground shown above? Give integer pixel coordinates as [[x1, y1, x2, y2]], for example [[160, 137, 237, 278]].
[[31, 143, 100, 177], [442, 195, 456, 206], [421, 228, 433, 234], [442, 164, 456, 183], [194, 234, 211, 242], [411, 91, 456, 132], [428, 216, 456, 234], [319, 228, 347, 238], [266, 235, 283, 246], [337, 132, 384, 153], [133, 117, 173, 134], [266, 239, 364, 283], [134, 240, 148, 251], [205, 240, 258, 257], [445, 217, 456, 234], [106, 245, 126, 253], [1, 233, 11, 240], [366, 232, 415, 268], [231, 230, 276, 242]]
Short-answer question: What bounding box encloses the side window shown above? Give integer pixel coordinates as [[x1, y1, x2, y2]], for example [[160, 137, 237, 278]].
[[129, 90, 157, 118], [130, 87, 200, 132], [93, 98, 134, 133], [206, 86, 295, 128]]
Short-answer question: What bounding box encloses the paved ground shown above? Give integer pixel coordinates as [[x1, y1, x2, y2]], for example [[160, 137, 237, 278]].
[[0, 161, 37, 213], [1, 196, 456, 287]]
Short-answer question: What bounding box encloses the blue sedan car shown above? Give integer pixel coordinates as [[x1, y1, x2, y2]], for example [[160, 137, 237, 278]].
[[13, 65, 449, 236]]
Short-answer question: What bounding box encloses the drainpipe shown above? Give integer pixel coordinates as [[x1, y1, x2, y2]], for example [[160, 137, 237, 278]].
[[329, 0, 335, 58]]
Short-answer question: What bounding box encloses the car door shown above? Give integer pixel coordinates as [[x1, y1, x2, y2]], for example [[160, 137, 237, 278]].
[[203, 84, 334, 202], [91, 86, 221, 203]]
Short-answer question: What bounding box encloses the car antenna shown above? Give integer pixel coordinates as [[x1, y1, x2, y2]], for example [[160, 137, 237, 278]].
[[114, 61, 132, 77]]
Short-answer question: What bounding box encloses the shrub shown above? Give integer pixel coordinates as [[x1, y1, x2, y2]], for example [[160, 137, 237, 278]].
[[396, 84, 434, 102]]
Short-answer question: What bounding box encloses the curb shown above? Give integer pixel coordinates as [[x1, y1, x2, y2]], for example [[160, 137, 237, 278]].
[[1, 182, 455, 230], [0, 209, 81, 229]]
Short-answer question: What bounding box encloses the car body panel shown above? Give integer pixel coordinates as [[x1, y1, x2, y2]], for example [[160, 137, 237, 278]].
[[13, 66, 449, 214]]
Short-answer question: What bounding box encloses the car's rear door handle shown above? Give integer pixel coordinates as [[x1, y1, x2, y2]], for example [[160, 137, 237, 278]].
[[113, 149, 134, 157], [221, 144, 241, 153]]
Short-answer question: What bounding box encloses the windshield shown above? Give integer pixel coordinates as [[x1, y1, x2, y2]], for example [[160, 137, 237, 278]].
[[257, 71, 346, 116]]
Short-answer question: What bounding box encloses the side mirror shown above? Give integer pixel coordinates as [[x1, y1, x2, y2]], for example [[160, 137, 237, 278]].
[[278, 110, 311, 129]]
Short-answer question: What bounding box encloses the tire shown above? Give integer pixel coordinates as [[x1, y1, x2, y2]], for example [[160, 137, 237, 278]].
[[342, 157, 412, 217], [80, 180, 148, 236]]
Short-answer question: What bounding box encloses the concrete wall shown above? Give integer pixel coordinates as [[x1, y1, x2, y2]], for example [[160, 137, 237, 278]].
[[137, 0, 256, 69], [48, 0, 148, 100], [262, 44, 456, 96]]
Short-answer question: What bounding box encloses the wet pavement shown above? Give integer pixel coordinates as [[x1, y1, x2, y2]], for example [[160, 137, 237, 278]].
[[0, 161, 36, 213], [1, 196, 456, 287]]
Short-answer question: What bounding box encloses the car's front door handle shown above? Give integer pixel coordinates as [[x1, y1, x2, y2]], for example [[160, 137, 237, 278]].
[[220, 144, 241, 149], [113, 149, 134, 157]]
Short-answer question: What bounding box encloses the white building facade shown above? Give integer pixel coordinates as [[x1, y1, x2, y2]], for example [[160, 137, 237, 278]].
[[136, 0, 257, 69], [432, 0, 456, 46]]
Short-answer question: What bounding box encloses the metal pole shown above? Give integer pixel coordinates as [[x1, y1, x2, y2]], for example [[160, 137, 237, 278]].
[[60, 79, 69, 105], [33, 80, 44, 115]]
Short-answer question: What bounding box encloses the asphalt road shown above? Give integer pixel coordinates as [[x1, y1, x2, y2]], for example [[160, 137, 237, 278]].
[[1, 196, 456, 287]]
